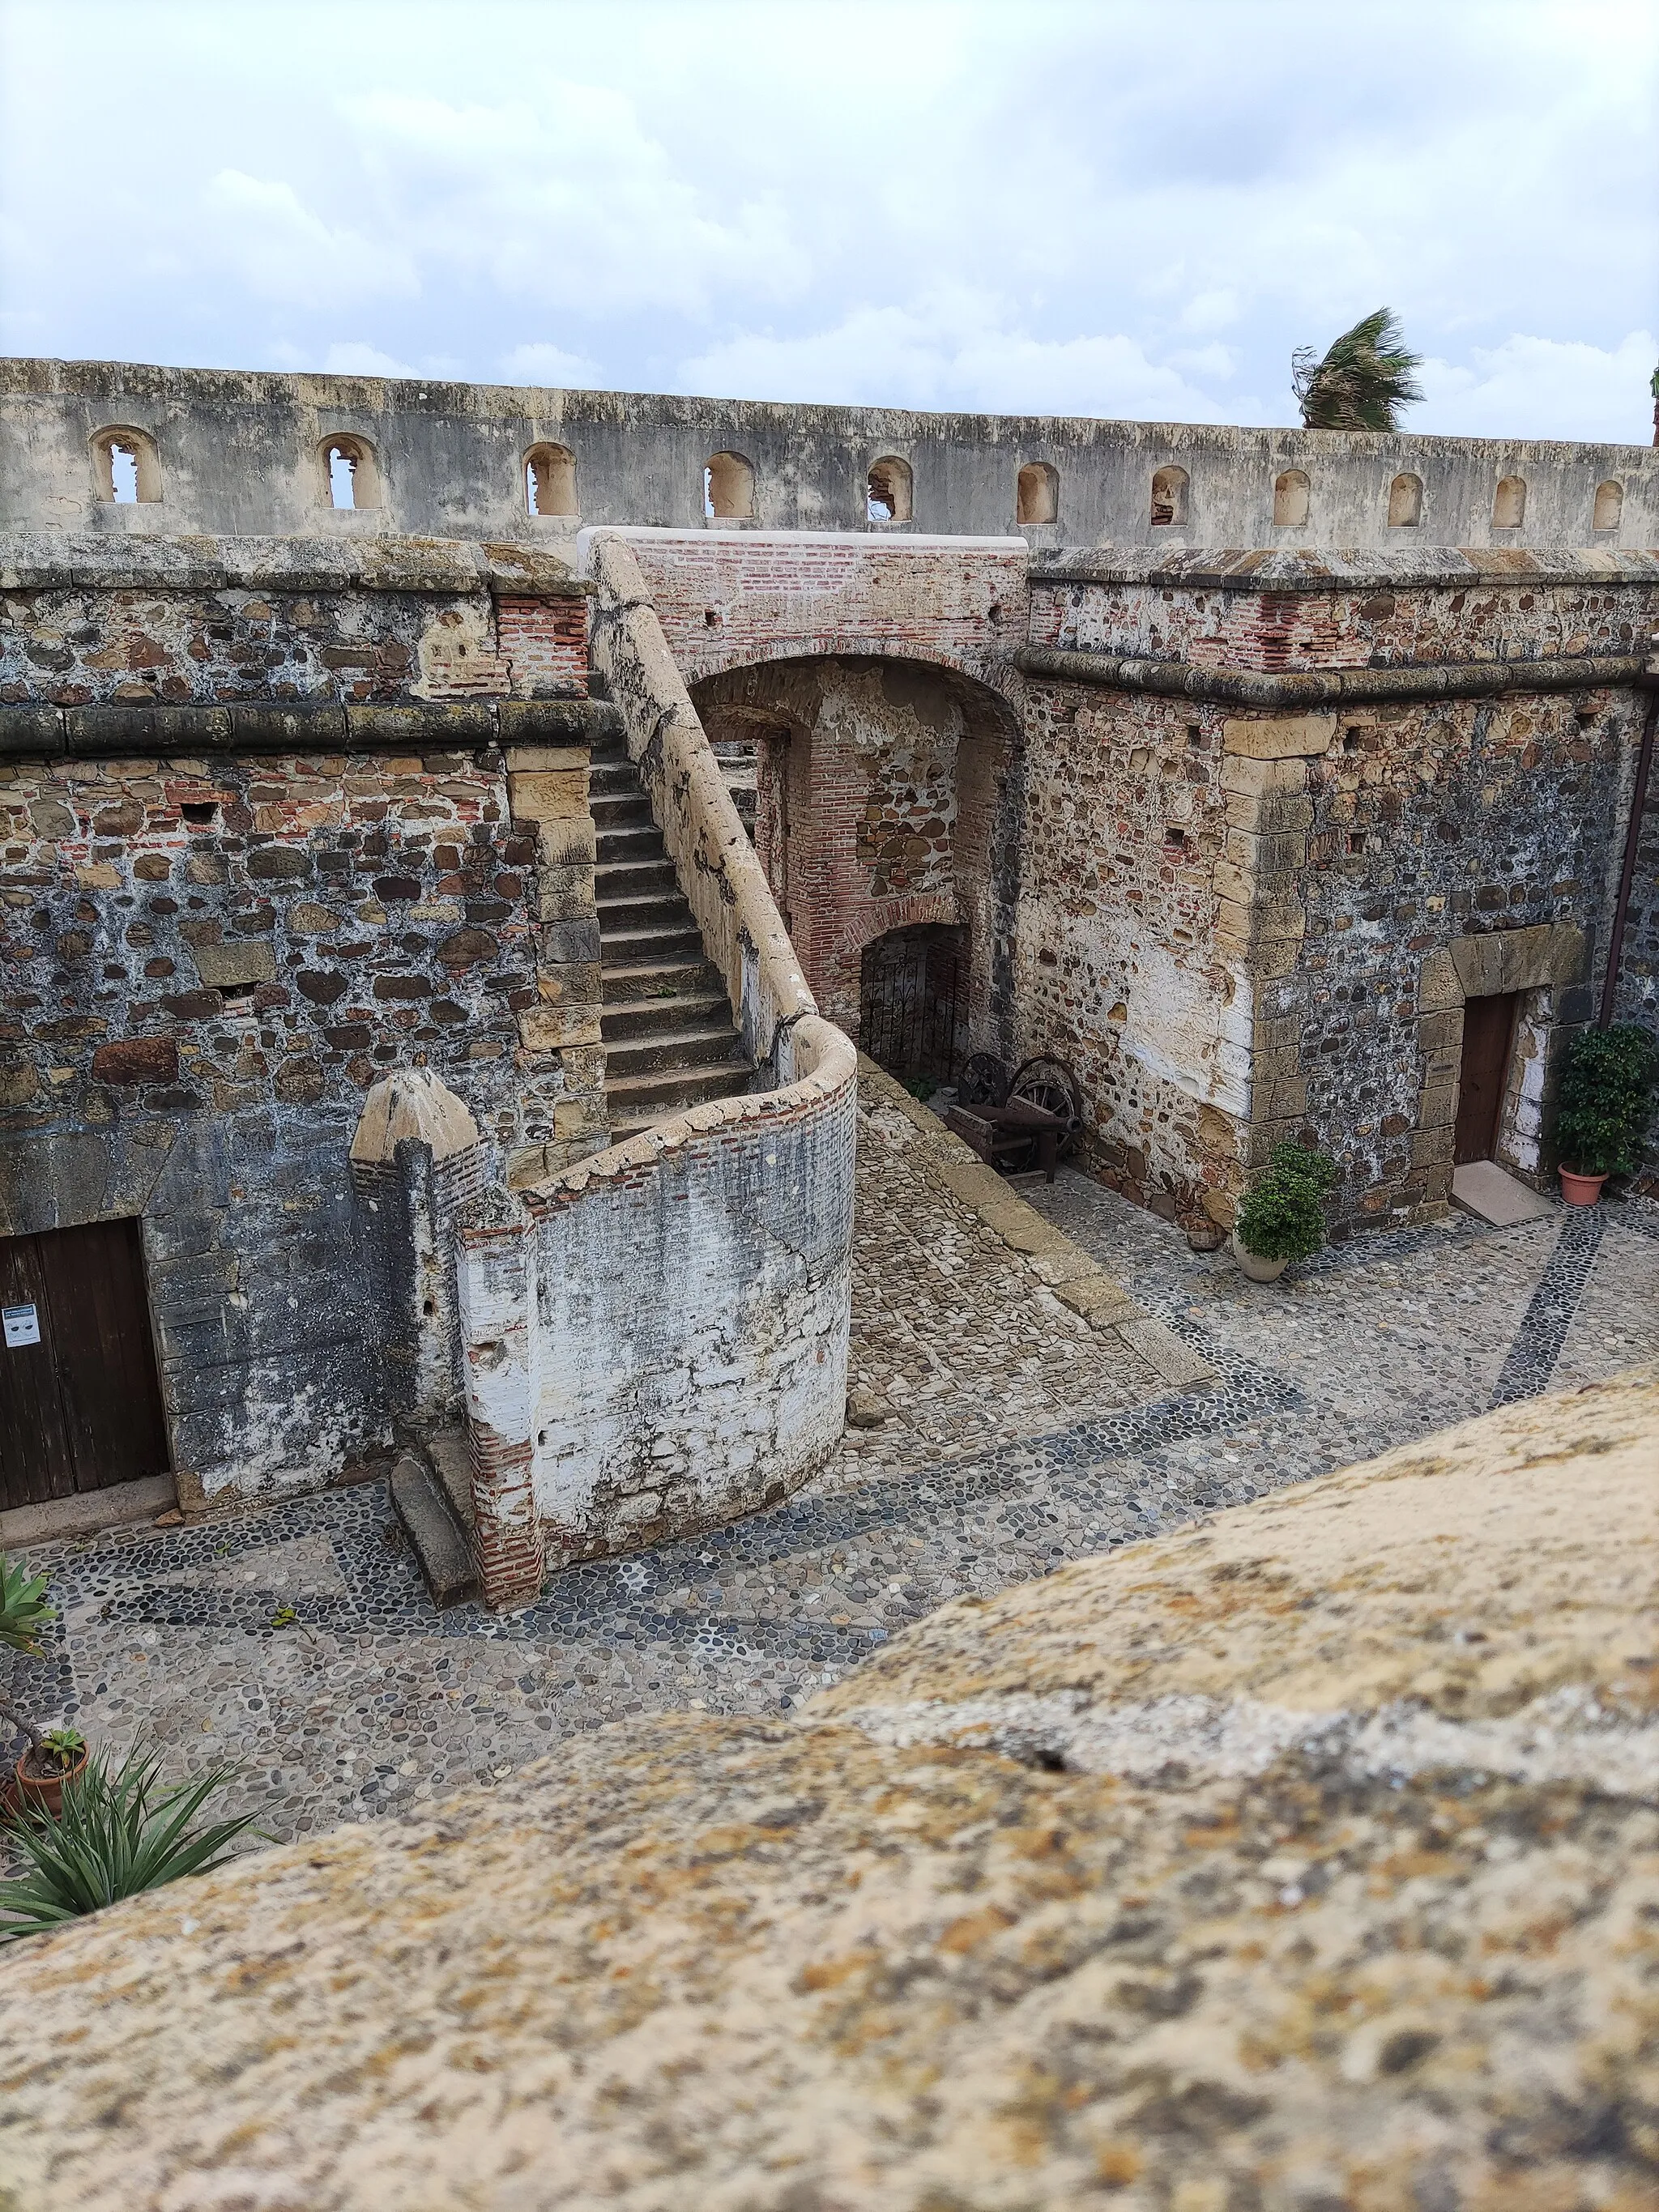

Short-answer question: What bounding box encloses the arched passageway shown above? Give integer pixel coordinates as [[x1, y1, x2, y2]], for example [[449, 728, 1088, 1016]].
[[859, 923, 968, 1086], [689, 654, 1021, 1059]]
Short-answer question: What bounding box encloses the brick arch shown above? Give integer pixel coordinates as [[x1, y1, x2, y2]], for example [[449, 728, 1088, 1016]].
[[689, 654, 1021, 1048], [612, 528, 1028, 696]]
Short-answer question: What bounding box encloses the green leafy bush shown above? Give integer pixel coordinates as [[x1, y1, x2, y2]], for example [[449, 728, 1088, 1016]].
[[0, 1748, 261, 1941], [1553, 1025, 1659, 1178], [0, 1552, 53, 1759], [1235, 1141, 1339, 1264]]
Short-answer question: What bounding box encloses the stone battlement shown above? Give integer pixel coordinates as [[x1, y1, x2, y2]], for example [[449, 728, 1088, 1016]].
[[4, 355, 1656, 550]]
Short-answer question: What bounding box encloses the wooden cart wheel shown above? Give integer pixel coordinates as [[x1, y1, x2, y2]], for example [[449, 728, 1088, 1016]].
[[957, 1052, 1011, 1109], [1009, 1055, 1084, 1155]]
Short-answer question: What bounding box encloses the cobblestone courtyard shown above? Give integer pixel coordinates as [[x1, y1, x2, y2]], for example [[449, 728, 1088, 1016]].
[[6, 1077, 1658, 1851]]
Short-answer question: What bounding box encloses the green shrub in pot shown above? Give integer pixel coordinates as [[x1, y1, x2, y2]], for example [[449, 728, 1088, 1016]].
[[1234, 1141, 1339, 1265], [1552, 1025, 1659, 1180]]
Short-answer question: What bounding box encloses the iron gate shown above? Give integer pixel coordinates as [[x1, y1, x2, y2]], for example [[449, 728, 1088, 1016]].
[[859, 925, 966, 1085]]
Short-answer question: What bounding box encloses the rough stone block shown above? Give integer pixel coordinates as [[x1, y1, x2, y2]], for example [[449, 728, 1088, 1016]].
[[1218, 752, 1310, 799], [92, 1037, 178, 1086], [1418, 1082, 1456, 1130], [536, 865, 598, 923], [517, 1004, 603, 1051], [535, 815, 597, 869], [1225, 791, 1314, 833], [1211, 859, 1254, 906], [535, 961, 602, 1006], [192, 940, 277, 988], [1222, 713, 1337, 761], [1417, 949, 1461, 1012], [539, 918, 602, 966], [509, 769, 587, 824], [1416, 1008, 1464, 1055], [1224, 829, 1307, 876], [504, 746, 589, 774]]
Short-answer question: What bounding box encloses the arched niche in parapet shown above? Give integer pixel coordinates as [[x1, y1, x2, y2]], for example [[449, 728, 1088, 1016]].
[[1273, 468, 1310, 527], [1016, 462, 1059, 525], [704, 451, 756, 521], [1492, 475, 1527, 530], [866, 455, 913, 523], [90, 425, 161, 505], [524, 442, 578, 518], [1386, 472, 1422, 529], [1149, 464, 1189, 527], [1593, 479, 1624, 533], [318, 434, 382, 511]]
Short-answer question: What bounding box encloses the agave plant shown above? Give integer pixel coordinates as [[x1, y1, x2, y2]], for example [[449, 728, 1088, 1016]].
[[0, 1552, 53, 1758], [0, 1747, 262, 1940], [1292, 309, 1425, 433]]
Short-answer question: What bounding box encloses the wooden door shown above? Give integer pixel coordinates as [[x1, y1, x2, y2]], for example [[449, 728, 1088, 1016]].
[[1454, 991, 1520, 1166], [0, 1219, 170, 1511]]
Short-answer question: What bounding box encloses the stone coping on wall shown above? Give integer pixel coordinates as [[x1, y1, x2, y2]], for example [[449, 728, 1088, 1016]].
[[0, 695, 621, 759], [1014, 643, 1657, 710], [855, 1055, 1216, 1394], [1030, 543, 1659, 589], [507, 1014, 857, 1208], [0, 531, 590, 595], [13, 356, 1659, 468]]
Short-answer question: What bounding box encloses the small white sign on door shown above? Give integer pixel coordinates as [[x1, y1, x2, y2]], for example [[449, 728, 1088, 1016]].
[[2, 1303, 41, 1349]]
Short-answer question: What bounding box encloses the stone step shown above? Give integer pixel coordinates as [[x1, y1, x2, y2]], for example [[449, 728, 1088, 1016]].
[[587, 757, 642, 791], [425, 1424, 475, 1531], [601, 956, 723, 1004], [594, 821, 665, 861], [604, 1059, 755, 1115], [598, 893, 698, 934], [599, 923, 708, 962], [603, 1024, 753, 1078], [602, 990, 732, 1038], [595, 858, 678, 899], [591, 793, 655, 828], [390, 1451, 478, 1610]]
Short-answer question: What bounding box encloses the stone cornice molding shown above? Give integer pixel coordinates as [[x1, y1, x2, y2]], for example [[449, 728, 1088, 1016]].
[[1013, 644, 1657, 709]]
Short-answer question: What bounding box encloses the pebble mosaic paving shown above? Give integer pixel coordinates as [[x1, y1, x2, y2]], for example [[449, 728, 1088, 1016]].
[[5, 1084, 1658, 1853]]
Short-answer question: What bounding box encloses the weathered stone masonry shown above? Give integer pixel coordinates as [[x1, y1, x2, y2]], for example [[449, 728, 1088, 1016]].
[[2, 356, 1657, 1587], [0, 538, 610, 1506]]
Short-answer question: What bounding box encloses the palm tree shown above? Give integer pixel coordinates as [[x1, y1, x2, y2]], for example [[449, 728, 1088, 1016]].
[[1292, 309, 1425, 433]]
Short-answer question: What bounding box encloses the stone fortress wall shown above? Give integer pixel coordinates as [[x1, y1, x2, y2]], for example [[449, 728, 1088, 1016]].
[[5, 356, 1658, 551], [1, 355, 1656, 1599]]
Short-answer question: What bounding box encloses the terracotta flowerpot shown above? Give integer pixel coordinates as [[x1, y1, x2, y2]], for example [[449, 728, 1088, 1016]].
[[1232, 1237, 1290, 1284], [1559, 1168, 1607, 1208], [11, 1745, 87, 1820]]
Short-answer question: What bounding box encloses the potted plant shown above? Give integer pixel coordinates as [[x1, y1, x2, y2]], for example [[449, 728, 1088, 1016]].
[[0, 1553, 68, 1813], [1232, 1140, 1339, 1282], [2, 1747, 261, 1939], [1552, 1025, 1659, 1207]]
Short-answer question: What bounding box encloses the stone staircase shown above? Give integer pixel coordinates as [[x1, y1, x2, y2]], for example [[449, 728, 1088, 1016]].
[[590, 728, 756, 1140]]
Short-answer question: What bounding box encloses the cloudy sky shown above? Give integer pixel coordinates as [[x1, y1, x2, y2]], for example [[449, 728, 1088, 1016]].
[[2, 0, 1654, 439]]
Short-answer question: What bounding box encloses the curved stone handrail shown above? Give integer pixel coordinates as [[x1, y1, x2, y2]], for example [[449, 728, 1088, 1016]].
[[579, 526, 817, 1068], [455, 531, 858, 1607]]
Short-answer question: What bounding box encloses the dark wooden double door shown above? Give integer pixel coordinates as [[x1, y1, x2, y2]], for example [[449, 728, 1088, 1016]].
[[0, 1219, 170, 1512]]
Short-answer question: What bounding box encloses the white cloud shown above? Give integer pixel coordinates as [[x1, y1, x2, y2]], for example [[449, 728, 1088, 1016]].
[[343, 91, 808, 322], [1415, 331, 1658, 444], [199, 172, 419, 310], [498, 343, 603, 388], [679, 292, 1247, 420], [322, 342, 416, 377], [0, 0, 1653, 434]]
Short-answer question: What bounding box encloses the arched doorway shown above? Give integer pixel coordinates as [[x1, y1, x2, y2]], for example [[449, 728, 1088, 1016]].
[[859, 923, 967, 1085], [689, 654, 1021, 1052]]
